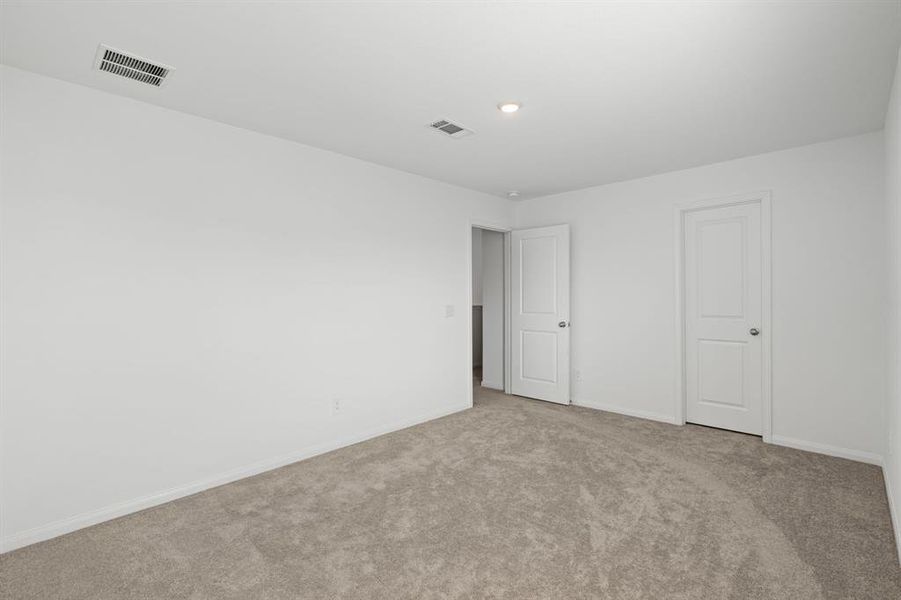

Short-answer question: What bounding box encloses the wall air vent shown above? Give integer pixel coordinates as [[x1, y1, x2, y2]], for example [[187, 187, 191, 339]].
[[93, 44, 174, 87], [428, 119, 474, 139]]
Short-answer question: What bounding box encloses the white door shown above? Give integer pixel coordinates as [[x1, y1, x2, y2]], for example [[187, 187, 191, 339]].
[[684, 203, 763, 435], [511, 225, 570, 404]]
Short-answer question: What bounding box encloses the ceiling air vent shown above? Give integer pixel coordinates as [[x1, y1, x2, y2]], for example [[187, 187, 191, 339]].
[[428, 119, 474, 139], [93, 44, 174, 87]]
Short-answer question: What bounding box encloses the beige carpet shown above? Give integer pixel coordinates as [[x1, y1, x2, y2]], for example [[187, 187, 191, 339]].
[[1, 384, 899, 599]]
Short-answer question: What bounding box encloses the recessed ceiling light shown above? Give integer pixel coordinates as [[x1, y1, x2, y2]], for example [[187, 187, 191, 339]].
[[507, 191, 521, 199], [498, 102, 521, 113]]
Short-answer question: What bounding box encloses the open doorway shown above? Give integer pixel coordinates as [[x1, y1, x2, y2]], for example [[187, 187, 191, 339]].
[[471, 226, 506, 393], [468, 223, 571, 406]]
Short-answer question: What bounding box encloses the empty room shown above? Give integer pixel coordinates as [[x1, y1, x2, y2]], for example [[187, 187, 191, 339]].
[[2, 1, 901, 598]]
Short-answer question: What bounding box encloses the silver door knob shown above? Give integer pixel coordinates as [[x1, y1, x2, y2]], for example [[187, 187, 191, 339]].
[[558, 321, 569, 328], [749, 328, 760, 336]]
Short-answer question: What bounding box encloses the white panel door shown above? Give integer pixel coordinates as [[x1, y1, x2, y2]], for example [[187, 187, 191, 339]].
[[684, 203, 762, 435], [511, 225, 570, 404]]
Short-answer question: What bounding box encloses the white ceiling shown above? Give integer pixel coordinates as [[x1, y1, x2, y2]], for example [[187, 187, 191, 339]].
[[2, 1, 900, 199]]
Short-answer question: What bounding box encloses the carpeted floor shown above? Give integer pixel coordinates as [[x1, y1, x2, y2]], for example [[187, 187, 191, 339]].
[[1, 383, 899, 599]]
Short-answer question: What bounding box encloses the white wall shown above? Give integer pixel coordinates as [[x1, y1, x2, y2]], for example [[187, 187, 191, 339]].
[[884, 47, 901, 561], [0, 66, 513, 551], [480, 230, 504, 390], [515, 132, 886, 462]]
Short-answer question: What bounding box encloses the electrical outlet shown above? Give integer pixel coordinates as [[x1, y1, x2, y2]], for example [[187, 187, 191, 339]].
[[445, 304, 455, 318], [574, 369, 583, 383], [331, 398, 341, 415]]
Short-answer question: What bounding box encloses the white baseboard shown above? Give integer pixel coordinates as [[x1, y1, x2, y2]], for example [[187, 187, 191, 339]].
[[884, 459, 901, 565], [0, 402, 471, 554], [572, 398, 680, 425], [769, 435, 883, 465], [480, 380, 503, 391]]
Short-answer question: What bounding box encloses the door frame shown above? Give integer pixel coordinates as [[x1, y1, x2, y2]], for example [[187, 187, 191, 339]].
[[673, 191, 773, 442], [467, 220, 512, 408]]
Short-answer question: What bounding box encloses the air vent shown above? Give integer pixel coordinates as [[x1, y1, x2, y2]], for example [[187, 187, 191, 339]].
[[93, 45, 174, 87], [428, 118, 474, 139]]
